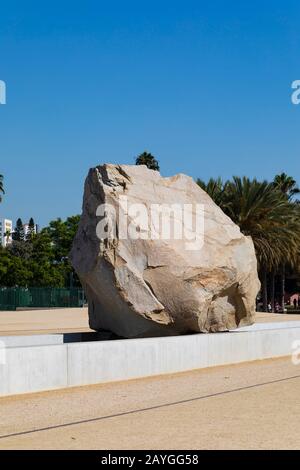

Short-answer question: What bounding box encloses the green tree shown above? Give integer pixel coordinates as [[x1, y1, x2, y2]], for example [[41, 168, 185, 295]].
[[42, 215, 81, 287], [273, 173, 300, 200], [197, 176, 300, 312], [222, 177, 295, 268], [26, 217, 36, 241], [135, 152, 160, 171], [0, 246, 32, 286], [28, 231, 65, 287], [13, 218, 25, 242], [0, 215, 81, 288], [7, 240, 33, 260], [224, 177, 300, 310], [197, 177, 225, 207], [273, 173, 300, 309], [44, 216, 80, 261]]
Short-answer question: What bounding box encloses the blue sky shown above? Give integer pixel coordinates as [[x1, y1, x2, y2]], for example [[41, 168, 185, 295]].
[[0, 0, 300, 227]]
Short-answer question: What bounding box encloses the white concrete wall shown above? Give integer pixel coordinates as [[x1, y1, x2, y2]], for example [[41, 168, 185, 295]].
[[0, 345, 67, 396], [0, 334, 64, 348], [1, 321, 300, 396]]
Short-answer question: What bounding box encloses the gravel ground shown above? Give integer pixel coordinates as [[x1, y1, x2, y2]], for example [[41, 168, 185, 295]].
[[1, 308, 300, 336], [0, 356, 300, 450], [0, 308, 91, 336]]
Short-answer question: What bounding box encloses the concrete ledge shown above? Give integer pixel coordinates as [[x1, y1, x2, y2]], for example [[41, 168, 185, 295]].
[[0, 334, 64, 348], [1, 321, 300, 396], [0, 345, 68, 396]]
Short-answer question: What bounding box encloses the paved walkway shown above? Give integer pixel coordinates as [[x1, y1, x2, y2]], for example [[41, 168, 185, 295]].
[[1, 308, 300, 336], [255, 312, 300, 323], [0, 308, 91, 335], [0, 357, 299, 449]]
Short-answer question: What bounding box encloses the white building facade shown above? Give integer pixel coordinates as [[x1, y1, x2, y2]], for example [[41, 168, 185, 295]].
[[0, 218, 13, 247], [23, 223, 39, 237]]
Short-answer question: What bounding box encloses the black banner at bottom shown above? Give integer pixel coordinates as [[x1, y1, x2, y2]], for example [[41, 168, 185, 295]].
[[0, 450, 295, 464]]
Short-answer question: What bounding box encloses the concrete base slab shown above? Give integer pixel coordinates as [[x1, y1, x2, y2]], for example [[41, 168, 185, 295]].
[[0, 335, 64, 348], [1, 321, 300, 397]]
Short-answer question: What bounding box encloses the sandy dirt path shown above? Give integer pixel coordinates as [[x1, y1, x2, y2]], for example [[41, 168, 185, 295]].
[[0, 308, 91, 335], [0, 356, 300, 450], [1, 308, 300, 336]]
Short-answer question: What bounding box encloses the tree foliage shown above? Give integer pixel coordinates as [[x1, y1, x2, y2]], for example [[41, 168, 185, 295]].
[[197, 173, 300, 311], [273, 173, 300, 200], [197, 175, 300, 273], [26, 217, 36, 241], [135, 152, 160, 171], [13, 218, 25, 242], [0, 216, 81, 287]]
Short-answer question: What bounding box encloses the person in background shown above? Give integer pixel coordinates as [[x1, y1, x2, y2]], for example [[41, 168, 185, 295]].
[[268, 302, 272, 313]]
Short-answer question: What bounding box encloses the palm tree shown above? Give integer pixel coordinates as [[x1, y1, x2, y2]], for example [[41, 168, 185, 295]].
[[273, 173, 300, 200], [224, 177, 300, 311], [135, 152, 160, 171], [273, 173, 300, 309], [4, 229, 11, 244], [197, 177, 225, 207], [0, 174, 4, 202], [197, 176, 300, 311]]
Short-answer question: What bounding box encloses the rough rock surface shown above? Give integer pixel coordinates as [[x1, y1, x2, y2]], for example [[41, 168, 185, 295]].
[[70, 164, 260, 338]]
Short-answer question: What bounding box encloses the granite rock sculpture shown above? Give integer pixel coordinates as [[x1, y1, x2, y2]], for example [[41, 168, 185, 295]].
[[70, 164, 260, 337]]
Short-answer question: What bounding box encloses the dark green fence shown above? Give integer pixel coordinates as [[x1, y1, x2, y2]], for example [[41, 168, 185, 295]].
[[0, 287, 85, 311]]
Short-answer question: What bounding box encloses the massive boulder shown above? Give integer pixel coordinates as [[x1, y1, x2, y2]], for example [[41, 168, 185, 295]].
[[70, 164, 260, 338]]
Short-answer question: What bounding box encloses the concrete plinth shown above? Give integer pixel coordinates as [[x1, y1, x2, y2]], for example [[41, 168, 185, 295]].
[[1, 321, 300, 396]]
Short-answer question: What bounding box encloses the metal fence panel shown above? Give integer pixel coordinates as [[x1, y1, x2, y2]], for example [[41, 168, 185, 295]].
[[0, 287, 85, 310]]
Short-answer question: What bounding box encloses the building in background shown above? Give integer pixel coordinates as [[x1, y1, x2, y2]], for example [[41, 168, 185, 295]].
[[23, 222, 39, 237], [0, 218, 13, 247]]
